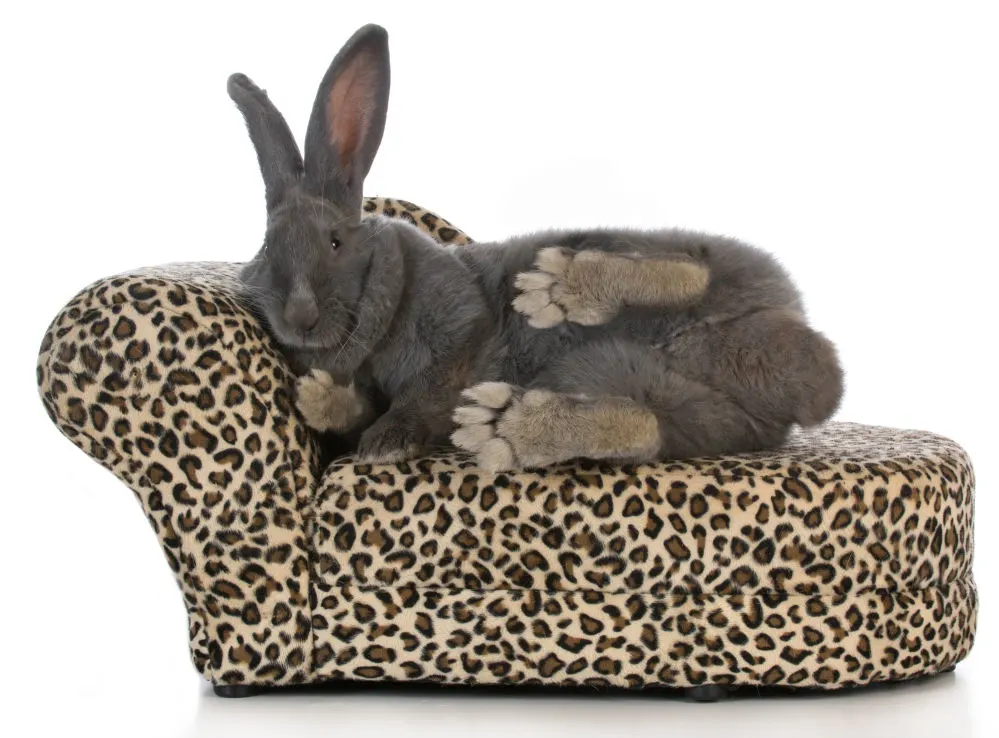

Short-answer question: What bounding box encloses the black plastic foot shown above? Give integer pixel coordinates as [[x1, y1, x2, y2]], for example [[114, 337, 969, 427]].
[[213, 684, 258, 698], [940, 665, 956, 674], [685, 685, 730, 702]]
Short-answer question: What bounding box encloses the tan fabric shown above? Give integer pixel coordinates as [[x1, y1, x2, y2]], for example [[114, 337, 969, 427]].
[[313, 423, 975, 688], [37, 197, 975, 690]]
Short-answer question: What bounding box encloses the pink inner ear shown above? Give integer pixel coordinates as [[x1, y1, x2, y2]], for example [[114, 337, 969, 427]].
[[327, 48, 379, 172]]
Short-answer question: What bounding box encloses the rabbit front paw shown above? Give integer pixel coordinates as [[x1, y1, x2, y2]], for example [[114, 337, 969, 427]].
[[294, 369, 368, 433], [356, 413, 428, 464], [512, 247, 621, 328]]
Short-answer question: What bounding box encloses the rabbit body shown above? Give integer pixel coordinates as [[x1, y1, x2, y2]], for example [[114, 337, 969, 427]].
[[229, 25, 843, 470]]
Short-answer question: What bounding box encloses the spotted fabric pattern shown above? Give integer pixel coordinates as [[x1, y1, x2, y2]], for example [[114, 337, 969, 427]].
[[37, 197, 975, 690], [312, 424, 975, 688]]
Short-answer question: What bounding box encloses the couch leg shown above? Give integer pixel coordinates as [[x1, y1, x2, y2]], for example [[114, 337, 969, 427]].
[[685, 685, 730, 702], [940, 666, 956, 674], [213, 684, 258, 698]]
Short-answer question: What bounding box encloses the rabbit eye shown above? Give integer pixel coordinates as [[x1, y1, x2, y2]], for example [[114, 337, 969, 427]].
[[330, 234, 342, 250]]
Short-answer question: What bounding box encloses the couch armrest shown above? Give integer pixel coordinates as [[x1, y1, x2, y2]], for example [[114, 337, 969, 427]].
[[37, 262, 317, 686]]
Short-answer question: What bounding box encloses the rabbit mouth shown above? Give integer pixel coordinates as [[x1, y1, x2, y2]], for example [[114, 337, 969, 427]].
[[274, 312, 358, 352], [277, 328, 336, 351]]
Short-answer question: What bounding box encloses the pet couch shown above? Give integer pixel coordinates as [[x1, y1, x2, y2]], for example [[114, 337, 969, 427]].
[[36, 198, 977, 700]]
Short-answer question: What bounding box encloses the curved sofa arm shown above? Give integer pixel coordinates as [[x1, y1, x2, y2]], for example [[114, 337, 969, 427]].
[[37, 262, 318, 686], [36, 197, 472, 687]]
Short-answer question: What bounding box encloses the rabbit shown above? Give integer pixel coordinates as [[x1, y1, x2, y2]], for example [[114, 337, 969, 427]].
[[230, 24, 844, 471]]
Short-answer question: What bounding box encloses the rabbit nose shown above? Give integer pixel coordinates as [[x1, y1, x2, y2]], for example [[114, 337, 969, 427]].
[[284, 292, 319, 333]]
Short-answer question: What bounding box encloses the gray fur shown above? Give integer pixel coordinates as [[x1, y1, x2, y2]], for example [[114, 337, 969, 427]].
[[230, 24, 844, 466], [227, 74, 303, 210]]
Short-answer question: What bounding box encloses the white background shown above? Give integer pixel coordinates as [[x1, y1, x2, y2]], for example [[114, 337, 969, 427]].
[[2, 1, 996, 736]]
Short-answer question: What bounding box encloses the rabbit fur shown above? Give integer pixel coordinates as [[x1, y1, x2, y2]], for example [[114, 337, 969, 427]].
[[230, 24, 844, 471]]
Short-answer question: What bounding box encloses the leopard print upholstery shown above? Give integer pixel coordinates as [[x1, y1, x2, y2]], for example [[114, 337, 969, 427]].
[[361, 196, 473, 245], [37, 197, 976, 691], [313, 425, 975, 688]]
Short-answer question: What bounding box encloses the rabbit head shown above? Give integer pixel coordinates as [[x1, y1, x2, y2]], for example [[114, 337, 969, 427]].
[[229, 24, 391, 350]]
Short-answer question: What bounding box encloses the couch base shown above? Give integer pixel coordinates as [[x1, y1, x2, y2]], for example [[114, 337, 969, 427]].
[[685, 684, 731, 702], [213, 684, 259, 699], [209, 666, 961, 699], [301, 578, 974, 692]]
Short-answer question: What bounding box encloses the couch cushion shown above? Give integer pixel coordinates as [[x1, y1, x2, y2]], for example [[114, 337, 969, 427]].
[[311, 422, 973, 598]]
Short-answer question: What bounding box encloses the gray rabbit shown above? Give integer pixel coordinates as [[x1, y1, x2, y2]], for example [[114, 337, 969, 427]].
[[231, 24, 843, 471]]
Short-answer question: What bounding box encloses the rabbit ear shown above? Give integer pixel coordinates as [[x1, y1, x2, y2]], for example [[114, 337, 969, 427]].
[[304, 24, 390, 214], [228, 73, 304, 210]]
